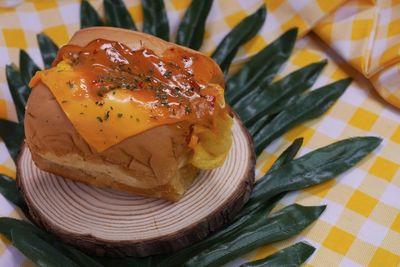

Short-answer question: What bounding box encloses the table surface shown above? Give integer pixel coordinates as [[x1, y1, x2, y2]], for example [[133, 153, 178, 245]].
[[0, 1, 399, 266]]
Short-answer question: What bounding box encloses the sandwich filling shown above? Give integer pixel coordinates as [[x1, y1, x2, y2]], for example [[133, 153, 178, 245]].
[[29, 39, 232, 169]]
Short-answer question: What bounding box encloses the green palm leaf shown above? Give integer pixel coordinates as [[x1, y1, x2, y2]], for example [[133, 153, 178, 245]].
[[226, 28, 297, 104], [176, 0, 213, 50], [212, 5, 267, 73], [254, 78, 352, 155], [184, 204, 326, 267], [247, 114, 271, 136], [37, 33, 59, 68], [19, 50, 40, 86], [0, 120, 24, 162], [5, 65, 29, 122], [250, 136, 382, 204], [104, 0, 137, 30], [234, 138, 303, 220], [0, 218, 103, 267], [80, 0, 104, 28], [159, 194, 284, 267], [100, 257, 159, 267], [0, 175, 29, 216], [234, 136, 380, 227], [11, 228, 80, 267], [269, 137, 304, 172], [240, 242, 316, 267], [236, 60, 327, 127], [142, 0, 170, 40]]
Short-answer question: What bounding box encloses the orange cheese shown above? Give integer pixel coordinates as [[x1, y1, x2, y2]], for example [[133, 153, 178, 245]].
[[29, 39, 232, 168]]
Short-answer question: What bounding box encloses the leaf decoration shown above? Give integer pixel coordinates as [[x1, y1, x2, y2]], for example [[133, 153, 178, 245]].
[[176, 0, 213, 50], [233, 138, 304, 219], [226, 28, 297, 104], [0, 218, 103, 267], [104, 0, 137, 30], [19, 50, 40, 86], [37, 33, 59, 68], [11, 227, 80, 267], [158, 194, 283, 267], [0, 218, 39, 243], [236, 60, 327, 127], [0, 120, 24, 163], [247, 113, 271, 137], [80, 0, 104, 28], [142, 0, 170, 41], [184, 204, 325, 267], [100, 256, 161, 267], [254, 78, 352, 155], [269, 137, 303, 173], [213, 193, 284, 243], [240, 242, 315, 267], [5, 65, 29, 122], [250, 136, 382, 203], [60, 246, 103, 267], [211, 5, 267, 73], [0, 175, 29, 216]]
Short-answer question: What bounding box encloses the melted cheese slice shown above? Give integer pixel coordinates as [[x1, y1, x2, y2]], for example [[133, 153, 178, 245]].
[[31, 64, 233, 169], [29, 40, 233, 169]]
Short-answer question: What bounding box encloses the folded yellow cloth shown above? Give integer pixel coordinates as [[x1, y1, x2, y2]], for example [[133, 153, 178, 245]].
[[315, 0, 400, 108], [257, 0, 400, 108]]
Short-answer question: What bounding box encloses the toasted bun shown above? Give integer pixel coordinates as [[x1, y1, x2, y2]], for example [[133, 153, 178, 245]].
[[25, 27, 225, 201]]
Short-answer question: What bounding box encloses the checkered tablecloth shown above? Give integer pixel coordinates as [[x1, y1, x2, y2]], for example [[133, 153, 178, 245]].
[[0, 1, 399, 266]]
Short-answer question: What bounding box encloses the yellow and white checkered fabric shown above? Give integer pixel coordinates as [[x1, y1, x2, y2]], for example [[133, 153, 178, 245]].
[[0, 0, 399, 266], [314, 0, 400, 108]]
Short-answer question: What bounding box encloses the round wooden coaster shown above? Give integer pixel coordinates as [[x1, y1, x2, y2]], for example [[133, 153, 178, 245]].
[[17, 117, 254, 257]]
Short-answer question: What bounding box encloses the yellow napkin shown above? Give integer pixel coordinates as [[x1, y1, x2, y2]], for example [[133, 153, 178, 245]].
[[315, 0, 400, 108], [255, 0, 400, 109]]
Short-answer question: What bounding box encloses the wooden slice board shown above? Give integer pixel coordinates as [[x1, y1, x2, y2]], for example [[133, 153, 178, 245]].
[[17, 117, 255, 257]]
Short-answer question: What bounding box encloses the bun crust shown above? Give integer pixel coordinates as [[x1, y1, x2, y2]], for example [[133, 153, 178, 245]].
[[25, 27, 225, 201]]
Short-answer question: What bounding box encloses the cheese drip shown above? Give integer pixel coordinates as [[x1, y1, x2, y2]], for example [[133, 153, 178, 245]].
[[29, 39, 232, 169]]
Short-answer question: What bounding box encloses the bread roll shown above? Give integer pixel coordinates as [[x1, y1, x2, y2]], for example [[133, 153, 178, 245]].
[[25, 27, 233, 201]]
